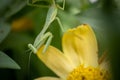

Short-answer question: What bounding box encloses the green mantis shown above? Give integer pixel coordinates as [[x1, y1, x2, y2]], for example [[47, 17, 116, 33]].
[[28, 0, 65, 53]]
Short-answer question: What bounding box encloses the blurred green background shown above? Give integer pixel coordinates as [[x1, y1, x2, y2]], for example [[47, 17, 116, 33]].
[[0, 0, 120, 80]]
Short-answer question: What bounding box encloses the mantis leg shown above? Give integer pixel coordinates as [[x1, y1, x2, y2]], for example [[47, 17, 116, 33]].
[[27, 0, 50, 8], [35, 32, 53, 53], [55, 17, 64, 33], [43, 32, 53, 53], [56, 0, 65, 10], [28, 32, 53, 54], [28, 38, 46, 54]]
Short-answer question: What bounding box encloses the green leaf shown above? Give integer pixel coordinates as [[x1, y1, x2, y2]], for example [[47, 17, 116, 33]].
[[0, 0, 12, 16], [5, 0, 26, 18], [0, 0, 26, 19], [0, 23, 11, 43], [0, 51, 20, 69]]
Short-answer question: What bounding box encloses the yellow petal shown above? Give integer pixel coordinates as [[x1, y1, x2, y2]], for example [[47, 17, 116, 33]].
[[62, 24, 98, 67], [37, 46, 75, 79], [35, 77, 61, 80]]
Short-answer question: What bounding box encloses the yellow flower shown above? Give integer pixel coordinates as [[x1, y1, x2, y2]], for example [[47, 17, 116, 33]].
[[35, 24, 111, 80]]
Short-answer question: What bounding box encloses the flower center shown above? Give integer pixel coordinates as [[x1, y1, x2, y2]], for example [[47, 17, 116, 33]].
[[67, 65, 111, 80]]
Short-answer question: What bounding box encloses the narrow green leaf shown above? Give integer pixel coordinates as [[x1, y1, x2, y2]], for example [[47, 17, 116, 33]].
[[5, 0, 26, 18], [0, 51, 21, 69], [0, 23, 11, 43]]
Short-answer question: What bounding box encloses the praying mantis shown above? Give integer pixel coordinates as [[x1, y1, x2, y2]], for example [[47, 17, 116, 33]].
[[28, 0, 65, 53]]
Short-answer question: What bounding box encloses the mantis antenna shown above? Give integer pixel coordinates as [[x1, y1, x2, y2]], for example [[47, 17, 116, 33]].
[[28, 0, 65, 54]]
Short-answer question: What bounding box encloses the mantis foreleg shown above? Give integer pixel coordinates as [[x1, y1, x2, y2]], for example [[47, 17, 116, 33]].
[[28, 32, 53, 53]]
